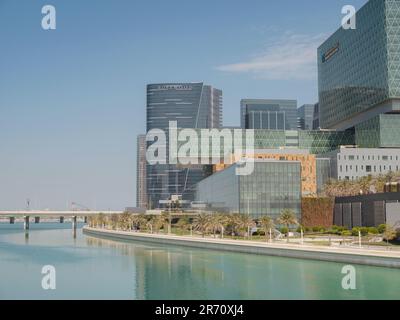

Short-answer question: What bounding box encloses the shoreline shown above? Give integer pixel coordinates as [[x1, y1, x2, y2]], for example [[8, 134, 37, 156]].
[[83, 227, 400, 268]]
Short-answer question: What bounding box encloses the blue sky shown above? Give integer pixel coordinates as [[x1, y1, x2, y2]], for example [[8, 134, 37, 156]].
[[0, 0, 367, 210]]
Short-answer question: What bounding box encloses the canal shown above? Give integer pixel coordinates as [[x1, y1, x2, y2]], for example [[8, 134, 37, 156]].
[[0, 224, 399, 299]]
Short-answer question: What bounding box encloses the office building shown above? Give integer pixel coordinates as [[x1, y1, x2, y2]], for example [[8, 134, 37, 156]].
[[196, 160, 302, 219], [297, 104, 314, 130], [318, 0, 400, 131], [146, 83, 222, 208], [240, 99, 297, 130], [136, 134, 147, 209], [334, 191, 400, 228], [355, 114, 400, 148], [322, 146, 400, 181], [312, 103, 320, 130]]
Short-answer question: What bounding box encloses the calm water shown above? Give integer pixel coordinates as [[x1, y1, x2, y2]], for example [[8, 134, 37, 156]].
[[0, 223, 399, 300]]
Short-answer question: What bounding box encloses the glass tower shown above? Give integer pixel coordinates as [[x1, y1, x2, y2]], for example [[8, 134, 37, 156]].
[[136, 134, 147, 209], [318, 0, 400, 130], [240, 99, 298, 130], [146, 83, 222, 209]]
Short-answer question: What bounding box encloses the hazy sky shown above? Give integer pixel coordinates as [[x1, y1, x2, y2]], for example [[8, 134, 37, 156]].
[[0, 0, 367, 210]]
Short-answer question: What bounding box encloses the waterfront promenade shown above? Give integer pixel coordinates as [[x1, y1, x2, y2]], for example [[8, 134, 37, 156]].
[[83, 227, 400, 268]]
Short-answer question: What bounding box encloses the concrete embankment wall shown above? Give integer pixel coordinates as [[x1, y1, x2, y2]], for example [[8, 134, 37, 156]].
[[83, 227, 400, 268]]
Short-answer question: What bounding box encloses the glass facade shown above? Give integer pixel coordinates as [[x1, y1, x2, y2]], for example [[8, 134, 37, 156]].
[[176, 128, 355, 160], [196, 161, 302, 219], [254, 130, 355, 155], [240, 99, 298, 130], [146, 83, 222, 208], [318, 0, 400, 130], [316, 158, 331, 193], [355, 114, 400, 148], [297, 104, 315, 130], [136, 134, 147, 209]]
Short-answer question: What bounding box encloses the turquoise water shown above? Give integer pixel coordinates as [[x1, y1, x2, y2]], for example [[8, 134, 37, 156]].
[[0, 223, 399, 300]]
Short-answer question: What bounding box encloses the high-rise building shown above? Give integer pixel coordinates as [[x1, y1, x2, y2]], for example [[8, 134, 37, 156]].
[[136, 134, 147, 209], [297, 104, 315, 130], [240, 99, 297, 130], [312, 103, 320, 130], [146, 83, 222, 208], [318, 0, 400, 131]]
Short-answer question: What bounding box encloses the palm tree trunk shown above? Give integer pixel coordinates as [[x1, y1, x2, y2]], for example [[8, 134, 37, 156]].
[[287, 224, 290, 243]]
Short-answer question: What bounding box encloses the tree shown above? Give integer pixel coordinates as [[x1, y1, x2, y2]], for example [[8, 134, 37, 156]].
[[161, 211, 172, 234], [193, 213, 211, 237], [277, 209, 298, 243], [235, 214, 256, 239], [378, 224, 387, 234], [259, 216, 275, 242], [176, 217, 191, 235], [149, 215, 164, 233], [97, 213, 105, 228], [383, 225, 397, 246], [118, 212, 132, 231], [110, 214, 119, 230]]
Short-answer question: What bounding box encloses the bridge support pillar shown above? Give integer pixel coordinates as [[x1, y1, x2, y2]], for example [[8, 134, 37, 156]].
[[60, 216, 64, 223], [84, 216, 88, 224], [72, 216, 77, 230], [23, 216, 30, 230], [34, 217, 40, 224], [9, 217, 15, 224]]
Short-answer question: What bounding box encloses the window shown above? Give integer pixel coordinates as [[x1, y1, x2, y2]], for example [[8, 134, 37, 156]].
[[366, 165, 372, 173]]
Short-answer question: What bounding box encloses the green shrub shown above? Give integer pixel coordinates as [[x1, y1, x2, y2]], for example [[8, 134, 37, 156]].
[[341, 230, 352, 236], [280, 227, 289, 235], [360, 227, 369, 236], [351, 228, 360, 236], [352, 227, 368, 236], [312, 226, 320, 232], [367, 227, 379, 235], [378, 224, 386, 234]]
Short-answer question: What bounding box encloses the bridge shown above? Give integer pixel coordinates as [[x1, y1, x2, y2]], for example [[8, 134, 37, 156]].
[[0, 210, 123, 230]]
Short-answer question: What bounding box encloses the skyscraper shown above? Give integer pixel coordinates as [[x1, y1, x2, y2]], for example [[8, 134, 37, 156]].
[[136, 134, 147, 209], [297, 104, 315, 130], [318, 0, 400, 131], [240, 99, 297, 130], [146, 83, 222, 208]]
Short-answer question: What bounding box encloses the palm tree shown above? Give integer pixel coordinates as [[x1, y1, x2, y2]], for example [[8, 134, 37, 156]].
[[259, 216, 275, 242], [119, 212, 132, 231], [214, 213, 229, 239], [176, 217, 191, 235], [383, 225, 397, 246], [161, 211, 172, 234], [227, 213, 241, 237], [149, 215, 164, 233], [208, 214, 223, 238], [97, 213, 105, 229], [277, 209, 298, 243], [110, 214, 119, 230], [235, 214, 256, 239], [193, 213, 211, 237]]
